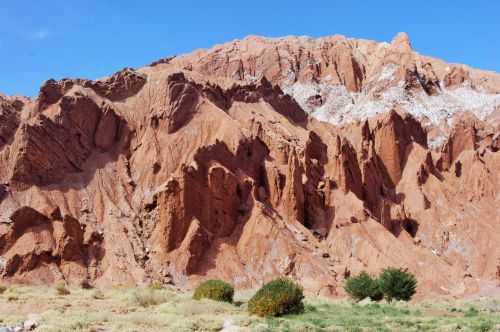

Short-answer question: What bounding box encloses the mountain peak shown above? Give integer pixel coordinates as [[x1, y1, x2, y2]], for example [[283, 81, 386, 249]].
[[391, 31, 412, 51]]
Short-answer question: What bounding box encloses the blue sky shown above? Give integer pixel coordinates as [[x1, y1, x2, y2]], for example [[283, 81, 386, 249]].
[[1, 1, 499, 96]]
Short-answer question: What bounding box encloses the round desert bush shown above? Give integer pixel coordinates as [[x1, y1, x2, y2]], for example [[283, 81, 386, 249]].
[[192, 279, 234, 303], [378, 267, 417, 302], [344, 271, 383, 301], [247, 278, 304, 317]]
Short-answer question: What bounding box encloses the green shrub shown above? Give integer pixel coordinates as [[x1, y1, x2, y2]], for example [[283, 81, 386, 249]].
[[344, 271, 383, 301], [473, 320, 493, 332], [0, 285, 7, 294], [247, 278, 304, 317], [465, 306, 479, 317], [192, 279, 234, 303], [378, 267, 417, 302]]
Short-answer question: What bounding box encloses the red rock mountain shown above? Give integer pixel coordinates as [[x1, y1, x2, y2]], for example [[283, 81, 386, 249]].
[[1, 33, 499, 298]]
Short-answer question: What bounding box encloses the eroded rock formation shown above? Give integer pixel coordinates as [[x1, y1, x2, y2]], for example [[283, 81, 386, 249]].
[[0, 33, 499, 299]]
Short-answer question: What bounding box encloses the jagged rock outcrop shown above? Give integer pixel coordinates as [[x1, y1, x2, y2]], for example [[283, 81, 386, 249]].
[[0, 97, 21, 150], [168, 32, 500, 127], [443, 66, 472, 89], [84, 68, 147, 101], [8, 93, 128, 188], [0, 206, 98, 283], [437, 119, 477, 171], [0, 33, 499, 299]]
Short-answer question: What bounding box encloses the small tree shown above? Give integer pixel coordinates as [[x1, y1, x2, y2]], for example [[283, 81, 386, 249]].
[[248, 278, 304, 317], [378, 267, 417, 302], [193, 279, 234, 303], [344, 272, 383, 301]]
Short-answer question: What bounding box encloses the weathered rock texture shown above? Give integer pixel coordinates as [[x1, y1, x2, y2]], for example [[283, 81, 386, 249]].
[[0, 33, 499, 299]]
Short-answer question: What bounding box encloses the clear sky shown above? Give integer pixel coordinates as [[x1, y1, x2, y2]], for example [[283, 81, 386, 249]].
[[1, 1, 499, 96]]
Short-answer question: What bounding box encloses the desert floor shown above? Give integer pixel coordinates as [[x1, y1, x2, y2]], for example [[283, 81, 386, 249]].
[[1, 285, 499, 332]]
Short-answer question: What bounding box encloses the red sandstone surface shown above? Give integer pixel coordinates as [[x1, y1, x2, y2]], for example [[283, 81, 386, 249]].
[[0, 33, 499, 298]]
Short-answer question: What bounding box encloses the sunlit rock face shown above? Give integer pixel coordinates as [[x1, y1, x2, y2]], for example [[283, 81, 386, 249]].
[[0, 33, 499, 299]]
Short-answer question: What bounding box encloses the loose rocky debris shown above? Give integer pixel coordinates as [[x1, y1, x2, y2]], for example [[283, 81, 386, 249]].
[[0, 314, 39, 332]]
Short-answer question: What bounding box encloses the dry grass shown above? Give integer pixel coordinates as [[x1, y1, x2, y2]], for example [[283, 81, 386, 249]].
[[131, 289, 169, 307], [0, 286, 499, 332], [147, 280, 164, 290]]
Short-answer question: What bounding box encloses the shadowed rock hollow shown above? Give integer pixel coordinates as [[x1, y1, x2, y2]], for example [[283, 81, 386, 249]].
[[0, 33, 499, 299]]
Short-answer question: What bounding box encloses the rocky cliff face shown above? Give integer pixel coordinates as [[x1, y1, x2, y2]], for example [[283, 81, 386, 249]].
[[0, 33, 499, 298]]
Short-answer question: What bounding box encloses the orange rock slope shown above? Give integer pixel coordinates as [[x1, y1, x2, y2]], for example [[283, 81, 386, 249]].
[[0, 33, 499, 298]]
